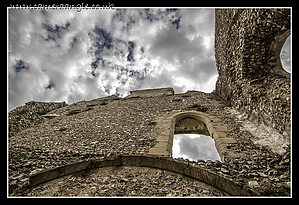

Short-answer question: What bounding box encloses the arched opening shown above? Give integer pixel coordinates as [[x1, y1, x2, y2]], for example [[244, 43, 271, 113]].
[[148, 111, 237, 162], [280, 35, 291, 73], [268, 29, 291, 78], [173, 115, 221, 161]]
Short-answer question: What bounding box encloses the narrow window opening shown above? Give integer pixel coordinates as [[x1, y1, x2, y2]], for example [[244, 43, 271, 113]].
[[172, 134, 222, 162]]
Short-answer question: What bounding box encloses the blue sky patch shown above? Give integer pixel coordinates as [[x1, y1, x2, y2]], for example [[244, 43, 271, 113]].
[[13, 60, 29, 72]]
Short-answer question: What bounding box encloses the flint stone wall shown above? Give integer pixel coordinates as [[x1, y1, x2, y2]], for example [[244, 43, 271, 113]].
[[9, 89, 291, 196], [8, 101, 68, 138], [215, 8, 291, 137]]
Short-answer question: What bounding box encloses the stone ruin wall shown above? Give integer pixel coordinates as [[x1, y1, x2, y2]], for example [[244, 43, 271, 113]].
[[8, 88, 291, 196], [9, 101, 68, 138], [214, 8, 291, 138], [8, 9, 291, 197], [126, 87, 175, 98]]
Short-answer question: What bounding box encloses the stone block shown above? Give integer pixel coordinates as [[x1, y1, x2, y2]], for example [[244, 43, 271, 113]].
[[29, 160, 91, 187], [64, 160, 90, 175], [148, 147, 170, 157], [212, 131, 227, 140], [208, 125, 227, 135], [156, 135, 169, 142], [29, 166, 65, 187], [217, 138, 237, 144]]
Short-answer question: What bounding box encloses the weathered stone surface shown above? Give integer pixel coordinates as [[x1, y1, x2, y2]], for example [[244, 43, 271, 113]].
[[248, 181, 259, 189], [8, 8, 291, 197], [26, 165, 229, 197], [9, 101, 67, 138], [215, 8, 290, 138], [125, 87, 174, 99], [224, 107, 289, 155], [26, 155, 255, 196], [42, 114, 61, 119], [8, 89, 290, 196]]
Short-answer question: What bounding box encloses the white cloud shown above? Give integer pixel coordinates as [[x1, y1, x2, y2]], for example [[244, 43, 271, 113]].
[[173, 134, 221, 161], [9, 8, 218, 110], [202, 74, 218, 93]]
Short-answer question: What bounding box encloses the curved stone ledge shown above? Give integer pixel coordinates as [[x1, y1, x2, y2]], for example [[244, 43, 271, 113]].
[[29, 155, 256, 196]]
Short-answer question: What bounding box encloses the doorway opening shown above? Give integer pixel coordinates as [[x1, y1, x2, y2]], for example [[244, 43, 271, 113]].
[[172, 134, 222, 162]]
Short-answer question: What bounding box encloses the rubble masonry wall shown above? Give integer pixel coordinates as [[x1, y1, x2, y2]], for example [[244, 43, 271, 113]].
[[215, 8, 291, 137]]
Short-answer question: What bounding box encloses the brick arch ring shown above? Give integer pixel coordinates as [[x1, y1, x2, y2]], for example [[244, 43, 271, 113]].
[[148, 110, 237, 162]]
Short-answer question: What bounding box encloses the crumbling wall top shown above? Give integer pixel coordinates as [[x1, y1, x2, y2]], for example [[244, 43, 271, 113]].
[[125, 87, 174, 99]]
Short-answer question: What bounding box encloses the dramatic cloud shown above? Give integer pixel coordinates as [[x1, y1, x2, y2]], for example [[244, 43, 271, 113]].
[[172, 134, 221, 161], [8, 8, 218, 110]]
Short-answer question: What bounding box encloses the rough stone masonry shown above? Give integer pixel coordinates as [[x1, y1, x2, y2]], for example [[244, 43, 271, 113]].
[[8, 8, 291, 197], [215, 8, 290, 138]]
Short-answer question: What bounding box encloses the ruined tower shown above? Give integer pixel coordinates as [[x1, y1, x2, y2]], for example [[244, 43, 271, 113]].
[[8, 9, 291, 197], [215, 8, 291, 137]]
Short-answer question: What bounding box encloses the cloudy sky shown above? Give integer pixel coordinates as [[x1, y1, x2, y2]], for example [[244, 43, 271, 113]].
[[8, 8, 291, 110], [172, 134, 221, 161], [8, 8, 217, 110]]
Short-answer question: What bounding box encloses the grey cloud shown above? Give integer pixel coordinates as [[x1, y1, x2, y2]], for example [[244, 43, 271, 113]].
[[8, 9, 223, 110], [149, 27, 203, 64], [147, 9, 217, 88], [139, 66, 186, 94], [180, 9, 215, 36], [177, 134, 221, 161]]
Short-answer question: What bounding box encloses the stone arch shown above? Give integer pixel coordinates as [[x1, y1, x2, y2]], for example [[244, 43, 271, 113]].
[[268, 29, 291, 78], [28, 155, 255, 196], [148, 111, 237, 162], [174, 116, 209, 136]]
